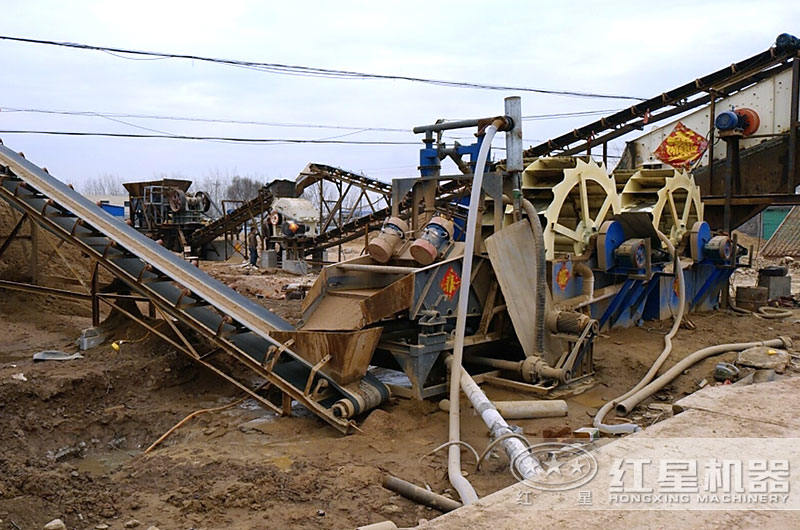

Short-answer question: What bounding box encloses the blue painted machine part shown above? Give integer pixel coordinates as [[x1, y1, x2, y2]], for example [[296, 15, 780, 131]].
[[419, 137, 485, 177], [382, 219, 406, 238], [100, 203, 124, 217], [615, 238, 647, 269], [715, 110, 740, 131], [418, 135, 485, 240], [692, 222, 712, 261], [418, 142, 439, 176], [598, 279, 635, 328], [600, 220, 626, 271], [451, 198, 469, 241], [551, 260, 578, 302], [455, 140, 483, 171]]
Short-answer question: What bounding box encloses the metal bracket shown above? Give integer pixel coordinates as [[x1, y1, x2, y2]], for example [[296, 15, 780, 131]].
[[264, 337, 294, 371], [304, 353, 331, 396]]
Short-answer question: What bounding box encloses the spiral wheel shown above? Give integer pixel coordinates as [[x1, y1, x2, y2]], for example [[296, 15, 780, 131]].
[[620, 168, 703, 246], [522, 157, 621, 260]]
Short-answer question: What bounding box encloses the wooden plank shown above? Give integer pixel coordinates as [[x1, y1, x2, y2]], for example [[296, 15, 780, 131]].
[[484, 220, 539, 357]]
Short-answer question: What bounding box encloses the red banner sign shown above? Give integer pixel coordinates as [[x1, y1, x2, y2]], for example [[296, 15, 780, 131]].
[[653, 121, 708, 168]]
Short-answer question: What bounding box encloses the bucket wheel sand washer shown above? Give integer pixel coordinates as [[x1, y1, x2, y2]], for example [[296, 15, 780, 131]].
[[521, 157, 621, 260]]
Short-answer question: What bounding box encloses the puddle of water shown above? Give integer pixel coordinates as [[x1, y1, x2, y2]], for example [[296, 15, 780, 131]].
[[370, 366, 411, 388], [74, 450, 140, 475], [269, 455, 294, 472]]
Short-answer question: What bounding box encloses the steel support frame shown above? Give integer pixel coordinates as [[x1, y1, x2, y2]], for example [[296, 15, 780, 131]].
[[0, 173, 353, 433], [0, 211, 28, 260], [98, 295, 283, 416], [789, 56, 800, 192], [303, 165, 391, 256]]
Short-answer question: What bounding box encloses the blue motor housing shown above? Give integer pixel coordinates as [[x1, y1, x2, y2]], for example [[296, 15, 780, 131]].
[[715, 110, 740, 131]]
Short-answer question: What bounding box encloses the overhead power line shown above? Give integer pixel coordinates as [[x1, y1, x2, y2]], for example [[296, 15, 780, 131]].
[[521, 108, 623, 120], [1, 105, 627, 134], [0, 129, 421, 145], [0, 35, 647, 101], [0, 106, 409, 132]]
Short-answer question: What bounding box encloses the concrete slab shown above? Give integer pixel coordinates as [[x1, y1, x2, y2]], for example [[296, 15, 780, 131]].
[[672, 376, 800, 430], [420, 376, 800, 529]]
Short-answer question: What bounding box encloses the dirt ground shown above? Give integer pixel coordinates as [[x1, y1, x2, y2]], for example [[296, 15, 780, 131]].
[[1, 215, 799, 529]]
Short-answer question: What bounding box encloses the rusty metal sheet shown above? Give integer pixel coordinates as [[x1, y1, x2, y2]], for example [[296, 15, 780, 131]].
[[362, 274, 413, 326], [270, 327, 383, 386]]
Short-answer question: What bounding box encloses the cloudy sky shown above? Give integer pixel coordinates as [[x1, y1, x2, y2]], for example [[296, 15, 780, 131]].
[[0, 0, 798, 188]]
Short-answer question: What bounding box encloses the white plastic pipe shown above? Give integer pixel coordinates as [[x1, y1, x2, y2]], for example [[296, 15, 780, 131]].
[[439, 398, 568, 419], [492, 399, 568, 419], [447, 123, 499, 504], [456, 361, 543, 479], [593, 231, 685, 434]]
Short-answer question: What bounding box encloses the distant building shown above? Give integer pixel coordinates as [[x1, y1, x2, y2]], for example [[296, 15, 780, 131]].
[[86, 194, 129, 218]]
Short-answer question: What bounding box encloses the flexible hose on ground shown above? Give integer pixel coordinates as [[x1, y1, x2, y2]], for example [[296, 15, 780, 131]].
[[728, 297, 752, 314], [446, 123, 500, 505], [475, 432, 531, 471], [615, 337, 791, 414], [593, 230, 685, 434], [756, 306, 794, 319], [144, 396, 246, 454]]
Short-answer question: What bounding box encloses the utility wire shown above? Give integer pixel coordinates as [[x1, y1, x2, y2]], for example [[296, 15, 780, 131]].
[[1, 105, 627, 133], [0, 35, 647, 101], [1, 107, 409, 132], [521, 108, 622, 120], [0, 129, 421, 144], [0, 106, 409, 132]]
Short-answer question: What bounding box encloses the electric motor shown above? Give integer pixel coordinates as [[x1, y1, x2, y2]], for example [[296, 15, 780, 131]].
[[367, 216, 408, 263], [410, 216, 454, 266]]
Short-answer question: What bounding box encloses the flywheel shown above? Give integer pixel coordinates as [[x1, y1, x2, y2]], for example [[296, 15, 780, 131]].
[[522, 157, 621, 260], [619, 168, 703, 247]]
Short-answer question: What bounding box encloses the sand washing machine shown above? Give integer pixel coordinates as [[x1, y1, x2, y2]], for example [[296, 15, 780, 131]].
[[275, 98, 740, 402]]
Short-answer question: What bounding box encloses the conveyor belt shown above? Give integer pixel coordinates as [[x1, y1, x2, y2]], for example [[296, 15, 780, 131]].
[[190, 187, 274, 248], [0, 143, 373, 433], [296, 163, 393, 196]]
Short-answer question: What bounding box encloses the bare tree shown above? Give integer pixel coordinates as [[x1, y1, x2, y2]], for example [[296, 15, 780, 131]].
[[78, 173, 126, 196], [195, 170, 230, 215], [225, 175, 264, 202]]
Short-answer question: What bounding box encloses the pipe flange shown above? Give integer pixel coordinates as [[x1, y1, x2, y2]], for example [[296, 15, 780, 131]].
[[520, 356, 568, 383]]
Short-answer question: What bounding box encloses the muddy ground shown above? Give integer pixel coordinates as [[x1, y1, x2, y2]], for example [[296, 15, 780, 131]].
[[1, 212, 799, 529]]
